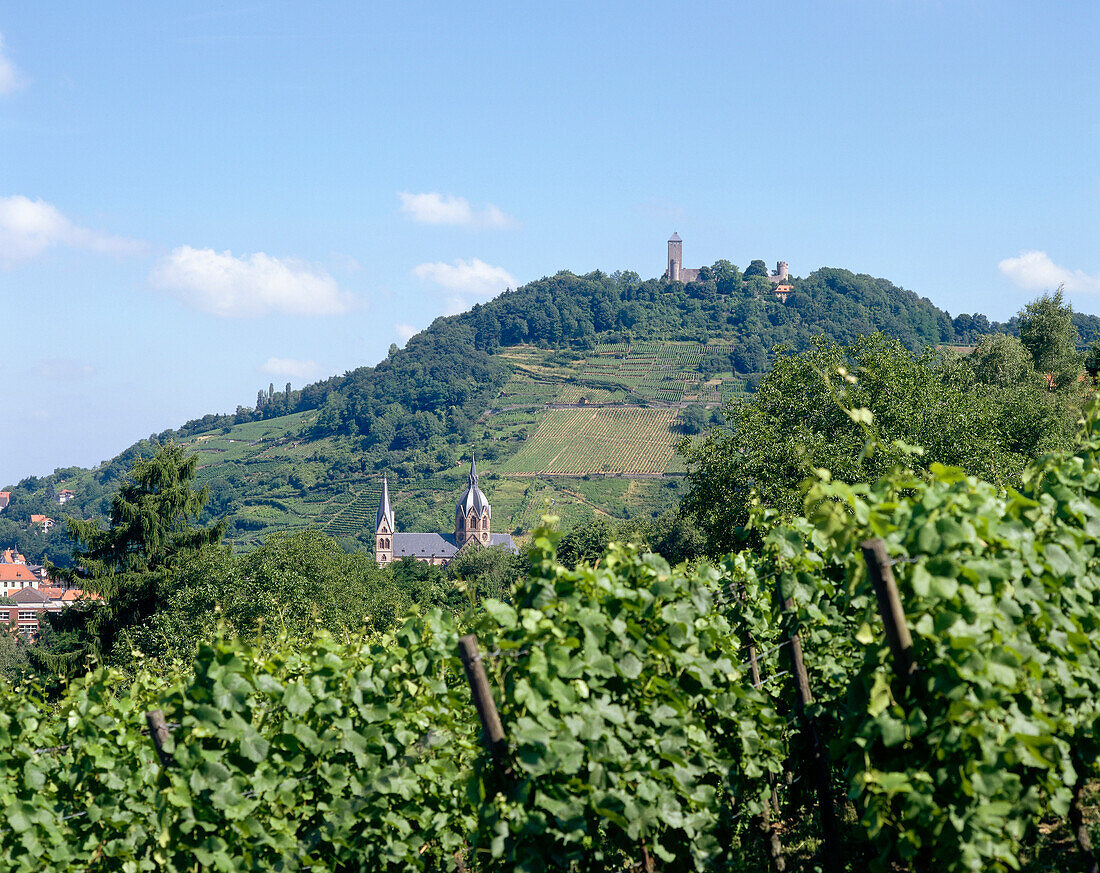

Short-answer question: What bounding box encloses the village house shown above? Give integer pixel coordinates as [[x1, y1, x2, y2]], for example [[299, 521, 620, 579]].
[[29, 514, 55, 533], [1, 563, 39, 597]]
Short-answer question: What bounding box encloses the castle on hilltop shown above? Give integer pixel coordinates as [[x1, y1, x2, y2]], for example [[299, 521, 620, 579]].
[[664, 233, 791, 293], [664, 233, 699, 283], [374, 456, 517, 567]]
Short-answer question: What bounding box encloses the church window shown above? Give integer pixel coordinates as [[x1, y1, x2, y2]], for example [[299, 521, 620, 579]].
[[482, 517, 488, 530]]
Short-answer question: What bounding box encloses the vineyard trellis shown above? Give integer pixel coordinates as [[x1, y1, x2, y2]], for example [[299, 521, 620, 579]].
[[500, 408, 679, 475]]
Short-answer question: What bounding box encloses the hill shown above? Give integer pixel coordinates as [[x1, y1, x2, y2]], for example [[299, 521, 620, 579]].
[[2, 262, 1078, 564]]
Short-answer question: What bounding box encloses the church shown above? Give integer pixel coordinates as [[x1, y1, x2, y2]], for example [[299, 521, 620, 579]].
[[374, 457, 518, 567]]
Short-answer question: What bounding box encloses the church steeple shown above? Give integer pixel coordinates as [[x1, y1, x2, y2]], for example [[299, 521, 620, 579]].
[[375, 476, 394, 563], [455, 454, 491, 546]]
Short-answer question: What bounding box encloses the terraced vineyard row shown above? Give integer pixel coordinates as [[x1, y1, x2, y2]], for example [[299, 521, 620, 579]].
[[495, 374, 561, 407], [574, 341, 735, 403], [554, 384, 627, 404], [322, 489, 382, 537], [499, 408, 679, 475]]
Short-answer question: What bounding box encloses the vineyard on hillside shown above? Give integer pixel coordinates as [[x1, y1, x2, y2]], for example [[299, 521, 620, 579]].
[[321, 488, 382, 537], [580, 340, 732, 403], [499, 408, 679, 475]]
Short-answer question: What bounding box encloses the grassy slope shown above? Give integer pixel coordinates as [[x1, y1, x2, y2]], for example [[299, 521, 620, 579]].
[[156, 340, 721, 550]]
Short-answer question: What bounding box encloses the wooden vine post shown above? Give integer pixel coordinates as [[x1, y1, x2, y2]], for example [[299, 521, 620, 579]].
[[458, 634, 507, 762], [144, 709, 173, 769], [776, 575, 842, 873], [736, 588, 785, 872], [861, 538, 934, 873], [1070, 749, 1099, 873], [860, 539, 916, 687]]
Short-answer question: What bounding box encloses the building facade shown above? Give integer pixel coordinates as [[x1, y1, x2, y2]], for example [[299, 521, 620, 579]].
[[374, 457, 517, 567]]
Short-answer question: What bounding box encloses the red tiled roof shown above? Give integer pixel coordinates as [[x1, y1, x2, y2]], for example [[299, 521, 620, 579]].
[[61, 589, 101, 602], [0, 565, 37, 583]]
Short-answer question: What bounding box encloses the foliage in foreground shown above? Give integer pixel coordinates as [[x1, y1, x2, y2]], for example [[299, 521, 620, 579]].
[[0, 526, 768, 872], [9, 400, 1100, 870]]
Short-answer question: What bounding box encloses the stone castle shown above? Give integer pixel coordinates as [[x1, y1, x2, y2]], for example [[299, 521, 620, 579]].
[[664, 233, 790, 289], [374, 456, 517, 567]]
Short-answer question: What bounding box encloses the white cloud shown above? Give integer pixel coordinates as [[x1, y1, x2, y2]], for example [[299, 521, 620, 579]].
[[398, 191, 516, 229], [0, 195, 143, 263], [412, 257, 515, 297], [395, 323, 417, 342], [261, 357, 321, 380], [413, 258, 516, 315], [998, 250, 1100, 294], [0, 33, 24, 95], [151, 246, 353, 317]]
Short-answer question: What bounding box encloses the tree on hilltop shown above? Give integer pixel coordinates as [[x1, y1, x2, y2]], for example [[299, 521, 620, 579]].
[[743, 259, 769, 280]]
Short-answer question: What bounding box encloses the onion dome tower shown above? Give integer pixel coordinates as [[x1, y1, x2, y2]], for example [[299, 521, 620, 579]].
[[455, 455, 491, 547], [375, 475, 394, 564]]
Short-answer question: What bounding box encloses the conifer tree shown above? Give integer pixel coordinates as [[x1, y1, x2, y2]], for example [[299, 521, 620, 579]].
[[34, 444, 225, 680]]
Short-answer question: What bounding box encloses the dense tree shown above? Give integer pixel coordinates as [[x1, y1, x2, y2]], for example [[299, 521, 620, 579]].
[[679, 334, 1077, 555], [0, 625, 27, 682], [968, 334, 1038, 388], [445, 541, 525, 602], [743, 259, 769, 280], [679, 404, 721, 434], [556, 517, 616, 569], [1018, 289, 1080, 380]]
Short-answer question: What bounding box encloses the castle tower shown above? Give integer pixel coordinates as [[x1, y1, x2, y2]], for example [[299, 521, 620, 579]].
[[375, 476, 394, 564], [667, 232, 682, 282], [455, 455, 491, 547], [777, 261, 789, 281]]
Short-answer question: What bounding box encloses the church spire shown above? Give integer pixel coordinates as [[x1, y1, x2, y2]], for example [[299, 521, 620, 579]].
[[376, 475, 394, 533], [456, 454, 491, 546]]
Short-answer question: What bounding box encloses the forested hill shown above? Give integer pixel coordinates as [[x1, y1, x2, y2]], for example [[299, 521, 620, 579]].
[[243, 264, 989, 445], [5, 262, 1098, 563]]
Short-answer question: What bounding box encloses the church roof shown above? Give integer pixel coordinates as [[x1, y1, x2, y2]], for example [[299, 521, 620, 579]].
[[393, 532, 459, 559], [376, 475, 394, 532], [669, 232, 681, 241], [456, 456, 490, 518], [391, 531, 518, 559]]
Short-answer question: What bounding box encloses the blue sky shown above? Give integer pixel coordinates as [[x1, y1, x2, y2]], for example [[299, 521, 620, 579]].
[[2, 1, 1099, 486]]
